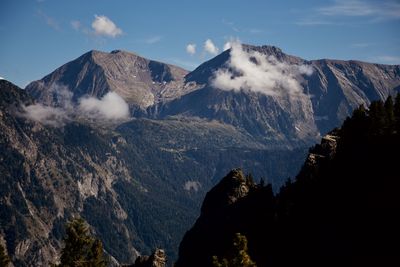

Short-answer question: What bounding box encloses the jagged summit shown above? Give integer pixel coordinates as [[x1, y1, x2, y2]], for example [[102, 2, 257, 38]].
[[200, 169, 255, 215]]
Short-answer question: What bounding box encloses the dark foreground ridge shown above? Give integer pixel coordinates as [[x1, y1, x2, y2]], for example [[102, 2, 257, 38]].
[[176, 95, 400, 267]]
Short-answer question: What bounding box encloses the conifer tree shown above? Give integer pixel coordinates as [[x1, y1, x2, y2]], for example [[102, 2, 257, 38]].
[[87, 239, 106, 267], [59, 218, 106, 267], [384, 95, 395, 132], [212, 233, 257, 267], [394, 93, 400, 133], [368, 100, 385, 135], [0, 244, 10, 267]]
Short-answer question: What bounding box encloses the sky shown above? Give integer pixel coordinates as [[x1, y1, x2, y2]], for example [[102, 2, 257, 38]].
[[0, 0, 399, 88]]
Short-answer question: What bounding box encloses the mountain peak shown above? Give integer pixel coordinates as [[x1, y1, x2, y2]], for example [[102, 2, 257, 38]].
[[242, 43, 282, 53], [25, 49, 192, 109]]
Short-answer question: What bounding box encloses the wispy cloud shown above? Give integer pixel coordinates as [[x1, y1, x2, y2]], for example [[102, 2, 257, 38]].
[[70, 20, 81, 31], [350, 42, 373, 48], [295, 19, 339, 26], [22, 104, 69, 127], [20, 83, 130, 127], [144, 35, 162, 44], [319, 0, 400, 19], [169, 58, 200, 70], [318, 0, 377, 17], [204, 39, 219, 55], [91, 15, 122, 38], [222, 19, 265, 34], [186, 43, 196, 55], [317, 0, 400, 19], [298, 0, 400, 26], [372, 55, 400, 64], [37, 9, 60, 31], [222, 19, 240, 32]]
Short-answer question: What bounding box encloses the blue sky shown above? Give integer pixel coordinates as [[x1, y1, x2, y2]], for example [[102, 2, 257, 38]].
[[1, 0, 399, 87]]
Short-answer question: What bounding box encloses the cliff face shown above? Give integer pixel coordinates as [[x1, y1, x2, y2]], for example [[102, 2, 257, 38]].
[[0, 80, 142, 265], [176, 97, 400, 267]]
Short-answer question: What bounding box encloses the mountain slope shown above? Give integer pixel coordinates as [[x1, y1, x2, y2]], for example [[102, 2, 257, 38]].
[[176, 96, 400, 267], [25, 50, 198, 109], [0, 80, 305, 266], [5, 45, 400, 265], [153, 44, 400, 139]]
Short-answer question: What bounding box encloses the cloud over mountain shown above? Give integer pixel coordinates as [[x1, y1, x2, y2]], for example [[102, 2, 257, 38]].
[[21, 83, 130, 126], [78, 92, 130, 120], [211, 42, 313, 97]]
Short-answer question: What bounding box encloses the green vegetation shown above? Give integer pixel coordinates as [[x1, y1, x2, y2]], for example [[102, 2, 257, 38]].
[[58, 218, 106, 267], [212, 233, 256, 267]]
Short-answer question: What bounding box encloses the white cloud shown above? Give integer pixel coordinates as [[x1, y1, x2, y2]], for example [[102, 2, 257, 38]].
[[37, 10, 60, 31], [223, 37, 240, 51], [186, 43, 196, 55], [20, 83, 130, 126], [204, 39, 219, 55], [22, 104, 69, 127], [91, 15, 122, 38], [0, 76, 4, 80], [211, 42, 313, 97], [78, 92, 129, 120], [223, 42, 232, 51]]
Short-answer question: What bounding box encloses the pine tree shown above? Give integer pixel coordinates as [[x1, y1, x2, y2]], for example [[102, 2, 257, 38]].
[[87, 239, 106, 267], [59, 218, 106, 267], [0, 244, 10, 267], [212, 233, 257, 267], [394, 93, 400, 133], [384, 95, 395, 132], [368, 100, 385, 135]]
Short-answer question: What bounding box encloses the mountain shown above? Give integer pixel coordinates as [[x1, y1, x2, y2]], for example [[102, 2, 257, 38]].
[[26, 45, 400, 148], [176, 96, 400, 266], [0, 80, 303, 266], [3, 44, 400, 265], [153, 44, 400, 140], [25, 50, 198, 110]]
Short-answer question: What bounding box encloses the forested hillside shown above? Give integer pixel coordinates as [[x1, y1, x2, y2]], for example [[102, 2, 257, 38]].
[[177, 95, 400, 267]]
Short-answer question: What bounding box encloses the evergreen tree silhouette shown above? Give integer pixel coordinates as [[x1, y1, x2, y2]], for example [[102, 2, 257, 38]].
[[384, 95, 395, 132], [394, 93, 400, 133], [0, 244, 10, 267]]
